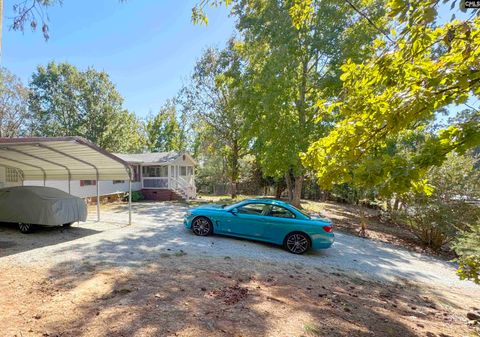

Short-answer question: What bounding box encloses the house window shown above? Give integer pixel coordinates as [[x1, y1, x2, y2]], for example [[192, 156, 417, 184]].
[[80, 180, 97, 187], [187, 166, 193, 175], [113, 180, 125, 184], [142, 166, 168, 177], [180, 166, 187, 176], [6, 168, 20, 183]]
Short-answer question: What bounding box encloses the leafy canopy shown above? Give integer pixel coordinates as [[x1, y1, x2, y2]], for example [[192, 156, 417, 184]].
[[29, 62, 146, 153], [302, 0, 480, 195], [146, 99, 187, 152]]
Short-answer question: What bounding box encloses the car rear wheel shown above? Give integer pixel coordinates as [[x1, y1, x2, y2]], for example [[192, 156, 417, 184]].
[[18, 223, 33, 234], [192, 217, 212, 236], [284, 232, 310, 254], [63, 222, 73, 227]]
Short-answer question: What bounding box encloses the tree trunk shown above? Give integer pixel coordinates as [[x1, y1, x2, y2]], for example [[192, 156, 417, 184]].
[[285, 172, 293, 202], [230, 139, 239, 199], [291, 175, 303, 208], [275, 183, 284, 199]]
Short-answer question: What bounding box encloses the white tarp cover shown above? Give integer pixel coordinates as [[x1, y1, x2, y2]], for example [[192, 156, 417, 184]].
[[0, 186, 87, 226], [0, 137, 132, 181]]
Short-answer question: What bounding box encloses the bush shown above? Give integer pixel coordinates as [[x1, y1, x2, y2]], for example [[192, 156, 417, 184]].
[[123, 191, 144, 202], [398, 201, 477, 250], [394, 152, 480, 251], [454, 224, 480, 284]]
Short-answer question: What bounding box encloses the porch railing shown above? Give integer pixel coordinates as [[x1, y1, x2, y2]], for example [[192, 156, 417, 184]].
[[141, 176, 196, 200], [142, 177, 168, 188]]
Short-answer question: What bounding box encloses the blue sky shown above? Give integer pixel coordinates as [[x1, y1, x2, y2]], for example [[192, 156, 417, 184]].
[[2, 0, 236, 118], [2, 1, 477, 121]]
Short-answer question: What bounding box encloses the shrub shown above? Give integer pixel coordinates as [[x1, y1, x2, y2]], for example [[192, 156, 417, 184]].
[[453, 224, 480, 284], [123, 191, 144, 202], [395, 152, 480, 251]]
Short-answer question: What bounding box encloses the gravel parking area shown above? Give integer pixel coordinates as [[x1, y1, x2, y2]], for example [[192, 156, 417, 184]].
[[0, 202, 477, 290]]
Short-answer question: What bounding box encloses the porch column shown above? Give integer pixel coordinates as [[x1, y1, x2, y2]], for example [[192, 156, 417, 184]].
[[128, 179, 132, 225], [96, 174, 100, 222], [168, 165, 171, 189]]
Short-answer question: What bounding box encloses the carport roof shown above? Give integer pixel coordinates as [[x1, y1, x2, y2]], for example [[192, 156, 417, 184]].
[[0, 137, 132, 181]]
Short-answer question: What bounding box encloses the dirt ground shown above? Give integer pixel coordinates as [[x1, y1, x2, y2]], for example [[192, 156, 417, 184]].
[[301, 201, 441, 255], [1, 254, 479, 337]]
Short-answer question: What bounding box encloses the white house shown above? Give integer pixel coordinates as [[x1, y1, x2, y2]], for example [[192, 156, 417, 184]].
[[0, 151, 197, 201]]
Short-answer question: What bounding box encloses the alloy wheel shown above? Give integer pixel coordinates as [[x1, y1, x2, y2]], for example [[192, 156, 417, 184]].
[[192, 217, 211, 236], [286, 233, 309, 254]]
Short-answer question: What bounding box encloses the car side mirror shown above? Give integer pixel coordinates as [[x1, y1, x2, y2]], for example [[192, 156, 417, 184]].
[[230, 208, 238, 215]]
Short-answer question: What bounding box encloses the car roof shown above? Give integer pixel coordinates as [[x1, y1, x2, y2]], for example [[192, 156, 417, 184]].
[[242, 198, 292, 207]]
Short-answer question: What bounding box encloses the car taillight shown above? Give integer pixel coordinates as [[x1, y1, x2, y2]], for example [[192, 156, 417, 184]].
[[323, 225, 333, 233]]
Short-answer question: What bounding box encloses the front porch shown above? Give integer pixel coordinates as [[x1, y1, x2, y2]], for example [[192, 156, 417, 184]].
[[140, 164, 196, 201]]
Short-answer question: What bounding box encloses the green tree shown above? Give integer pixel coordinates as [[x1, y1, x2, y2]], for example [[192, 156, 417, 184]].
[[180, 45, 246, 198], [210, 0, 385, 206], [28, 62, 146, 153], [145, 99, 186, 152], [0, 67, 30, 137], [303, 1, 480, 195]]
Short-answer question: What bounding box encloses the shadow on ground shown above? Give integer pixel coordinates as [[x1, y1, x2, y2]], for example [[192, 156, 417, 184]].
[[2, 254, 472, 337], [0, 222, 100, 258]]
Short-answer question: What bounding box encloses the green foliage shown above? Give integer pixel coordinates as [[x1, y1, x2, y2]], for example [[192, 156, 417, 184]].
[[395, 152, 480, 250], [28, 62, 147, 153], [145, 99, 187, 152], [454, 228, 480, 284], [303, 1, 480, 195], [220, 0, 385, 205], [191, 0, 233, 25], [179, 45, 246, 197], [0, 67, 30, 137], [123, 191, 145, 202]]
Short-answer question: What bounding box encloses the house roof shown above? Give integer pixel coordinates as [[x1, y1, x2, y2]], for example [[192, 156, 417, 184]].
[[0, 136, 132, 180], [114, 151, 183, 164]]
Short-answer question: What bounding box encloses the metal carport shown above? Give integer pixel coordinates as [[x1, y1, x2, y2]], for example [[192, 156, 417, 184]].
[[0, 137, 133, 225]]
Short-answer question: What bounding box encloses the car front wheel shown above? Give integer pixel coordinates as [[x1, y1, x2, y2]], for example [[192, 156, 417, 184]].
[[285, 232, 310, 254], [192, 217, 212, 236], [18, 223, 33, 234]]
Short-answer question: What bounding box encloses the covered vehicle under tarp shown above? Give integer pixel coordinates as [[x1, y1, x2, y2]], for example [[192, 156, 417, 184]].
[[0, 186, 87, 227]]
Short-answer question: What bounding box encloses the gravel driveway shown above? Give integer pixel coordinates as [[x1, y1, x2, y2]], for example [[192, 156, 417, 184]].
[[0, 202, 477, 290]]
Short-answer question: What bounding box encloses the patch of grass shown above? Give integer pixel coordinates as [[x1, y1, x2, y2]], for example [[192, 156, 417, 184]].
[[303, 324, 321, 336], [174, 250, 187, 257]]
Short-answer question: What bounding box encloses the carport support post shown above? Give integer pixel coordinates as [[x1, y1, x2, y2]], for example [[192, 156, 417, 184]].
[[128, 179, 132, 225], [96, 175, 100, 222]]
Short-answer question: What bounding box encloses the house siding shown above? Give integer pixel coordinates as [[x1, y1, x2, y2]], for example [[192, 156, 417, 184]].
[[0, 152, 197, 200], [23, 180, 142, 198]]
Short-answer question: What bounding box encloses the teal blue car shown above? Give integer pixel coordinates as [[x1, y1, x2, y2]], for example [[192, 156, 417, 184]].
[[184, 199, 334, 254]]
